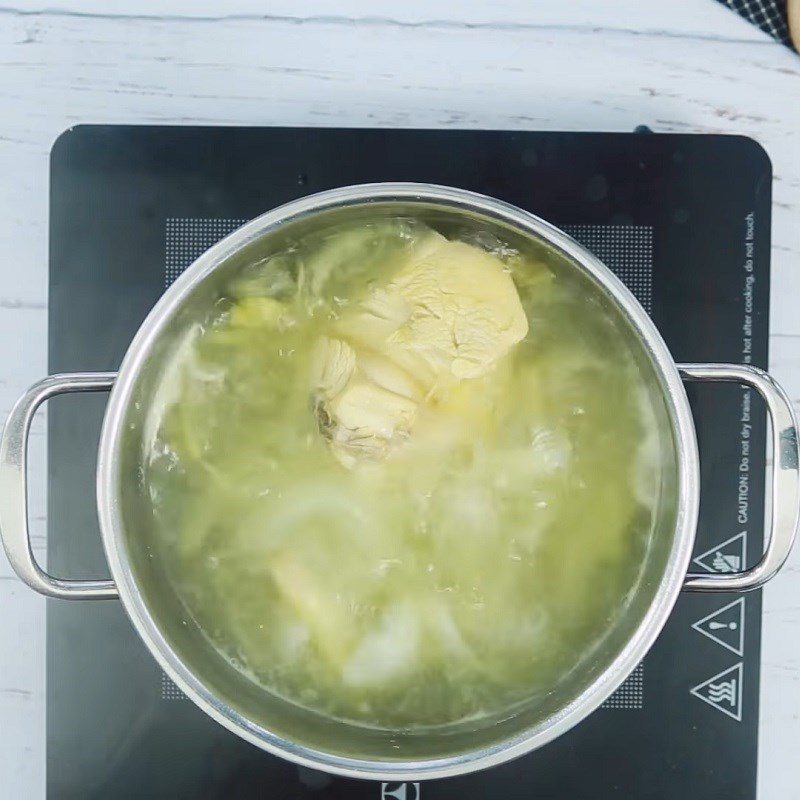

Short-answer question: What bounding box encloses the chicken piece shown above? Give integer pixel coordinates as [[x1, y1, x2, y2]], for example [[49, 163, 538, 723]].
[[268, 550, 354, 666], [335, 287, 412, 350], [312, 233, 529, 466], [324, 379, 418, 467], [386, 236, 529, 383], [311, 338, 418, 467], [357, 350, 423, 401], [310, 337, 357, 400]]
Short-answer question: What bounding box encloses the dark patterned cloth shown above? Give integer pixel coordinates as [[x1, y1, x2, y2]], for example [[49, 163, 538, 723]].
[[716, 0, 793, 47]]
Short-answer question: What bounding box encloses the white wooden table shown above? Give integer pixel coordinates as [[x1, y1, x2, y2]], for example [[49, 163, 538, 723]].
[[1, 2, 798, 797]]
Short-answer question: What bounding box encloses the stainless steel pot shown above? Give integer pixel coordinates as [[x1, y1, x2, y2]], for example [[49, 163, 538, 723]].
[[2, 184, 798, 780]]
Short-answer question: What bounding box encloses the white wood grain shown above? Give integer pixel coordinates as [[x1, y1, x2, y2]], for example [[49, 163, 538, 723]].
[[0, 3, 798, 798], [2, 0, 775, 40]]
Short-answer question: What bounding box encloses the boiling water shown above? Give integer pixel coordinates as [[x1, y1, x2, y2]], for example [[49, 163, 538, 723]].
[[143, 217, 669, 729]]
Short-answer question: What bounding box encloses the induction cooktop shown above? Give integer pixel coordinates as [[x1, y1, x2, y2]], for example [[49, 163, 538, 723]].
[[48, 126, 770, 799]]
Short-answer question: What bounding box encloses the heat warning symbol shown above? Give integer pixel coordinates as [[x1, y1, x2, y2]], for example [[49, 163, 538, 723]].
[[692, 531, 747, 574], [690, 663, 743, 722]]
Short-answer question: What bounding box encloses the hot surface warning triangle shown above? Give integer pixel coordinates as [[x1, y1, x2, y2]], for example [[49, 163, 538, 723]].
[[692, 531, 747, 574], [690, 663, 743, 722], [692, 598, 745, 655]]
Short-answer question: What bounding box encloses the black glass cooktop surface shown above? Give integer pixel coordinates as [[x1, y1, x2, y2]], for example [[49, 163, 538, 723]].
[[48, 126, 770, 799]]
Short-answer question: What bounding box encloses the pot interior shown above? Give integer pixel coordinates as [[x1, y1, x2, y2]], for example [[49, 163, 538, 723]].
[[111, 194, 684, 771]]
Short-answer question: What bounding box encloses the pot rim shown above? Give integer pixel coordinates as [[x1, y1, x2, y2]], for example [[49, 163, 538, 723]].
[[96, 182, 700, 780]]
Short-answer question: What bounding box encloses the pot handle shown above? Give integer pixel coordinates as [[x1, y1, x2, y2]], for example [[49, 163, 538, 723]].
[[679, 363, 799, 592], [0, 373, 119, 599]]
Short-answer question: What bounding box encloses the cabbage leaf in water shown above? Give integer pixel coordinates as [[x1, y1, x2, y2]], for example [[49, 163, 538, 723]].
[[144, 218, 664, 728]]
